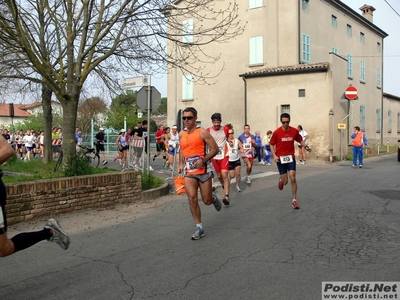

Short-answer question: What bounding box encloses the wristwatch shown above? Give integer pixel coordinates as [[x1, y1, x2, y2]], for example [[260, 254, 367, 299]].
[[202, 158, 208, 164]]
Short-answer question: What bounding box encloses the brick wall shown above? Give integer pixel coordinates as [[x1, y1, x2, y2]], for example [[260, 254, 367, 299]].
[[5, 172, 142, 225]]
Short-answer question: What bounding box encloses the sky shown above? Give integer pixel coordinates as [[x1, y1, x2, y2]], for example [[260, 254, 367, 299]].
[[3, 1, 398, 103], [152, 0, 400, 99]]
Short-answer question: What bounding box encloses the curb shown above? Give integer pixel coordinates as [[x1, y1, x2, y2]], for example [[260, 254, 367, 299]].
[[142, 181, 171, 201]]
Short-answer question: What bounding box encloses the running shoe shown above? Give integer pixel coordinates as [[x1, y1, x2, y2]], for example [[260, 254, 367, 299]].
[[246, 176, 251, 184], [222, 195, 230, 206], [359, 165, 363, 168], [212, 194, 222, 211], [236, 185, 241, 192], [212, 186, 216, 192], [297, 160, 301, 165], [300, 161, 305, 165], [292, 199, 300, 209], [44, 218, 70, 250], [266, 163, 271, 166], [102, 160, 108, 165], [278, 178, 284, 190], [191, 227, 205, 240], [119, 159, 123, 166], [351, 164, 355, 168], [152, 155, 156, 161], [113, 156, 117, 162]]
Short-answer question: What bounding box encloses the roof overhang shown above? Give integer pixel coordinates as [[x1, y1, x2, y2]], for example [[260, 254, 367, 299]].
[[239, 62, 329, 79], [383, 92, 400, 101], [330, 0, 388, 38]]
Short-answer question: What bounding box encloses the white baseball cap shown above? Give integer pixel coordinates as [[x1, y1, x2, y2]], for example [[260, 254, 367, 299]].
[[120, 129, 126, 133], [99, 127, 104, 131]]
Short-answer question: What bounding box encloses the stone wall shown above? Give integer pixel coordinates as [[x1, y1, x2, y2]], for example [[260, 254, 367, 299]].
[[5, 171, 141, 225]]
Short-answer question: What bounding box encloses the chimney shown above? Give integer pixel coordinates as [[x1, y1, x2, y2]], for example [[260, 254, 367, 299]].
[[359, 4, 376, 23]]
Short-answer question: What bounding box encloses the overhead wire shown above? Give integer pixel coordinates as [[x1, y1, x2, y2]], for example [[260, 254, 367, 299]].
[[384, 0, 400, 18]]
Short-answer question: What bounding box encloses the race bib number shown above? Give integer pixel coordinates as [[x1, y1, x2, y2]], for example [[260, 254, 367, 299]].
[[185, 155, 200, 172], [214, 147, 224, 160], [243, 143, 251, 150], [280, 155, 293, 164]]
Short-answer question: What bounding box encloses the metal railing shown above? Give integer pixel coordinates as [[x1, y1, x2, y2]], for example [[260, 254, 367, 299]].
[[82, 132, 156, 154]]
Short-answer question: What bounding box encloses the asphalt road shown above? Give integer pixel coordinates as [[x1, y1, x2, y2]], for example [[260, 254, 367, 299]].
[[1, 154, 399, 300]]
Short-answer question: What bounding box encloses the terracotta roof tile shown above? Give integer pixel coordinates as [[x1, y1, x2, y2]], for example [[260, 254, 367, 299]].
[[19, 101, 43, 110], [0, 103, 31, 117], [240, 62, 330, 78]]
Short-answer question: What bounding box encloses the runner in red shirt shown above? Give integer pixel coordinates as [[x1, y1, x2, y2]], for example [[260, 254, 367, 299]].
[[153, 125, 166, 162], [270, 113, 305, 209]]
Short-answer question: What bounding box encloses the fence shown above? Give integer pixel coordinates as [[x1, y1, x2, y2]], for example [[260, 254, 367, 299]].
[[126, 137, 146, 171], [346, 141, 399, 160], [82, 129, 156, 154]]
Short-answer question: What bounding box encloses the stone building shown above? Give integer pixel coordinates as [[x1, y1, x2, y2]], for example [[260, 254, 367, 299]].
[[167, 0, 400, 160]]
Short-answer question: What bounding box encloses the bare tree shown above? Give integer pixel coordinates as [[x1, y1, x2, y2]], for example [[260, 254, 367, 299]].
[[0, 0, 245, 167], [77, 96, 108, 133]]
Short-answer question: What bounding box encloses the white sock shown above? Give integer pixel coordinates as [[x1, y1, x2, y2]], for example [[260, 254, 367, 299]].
[[196, 223, 203, 229]]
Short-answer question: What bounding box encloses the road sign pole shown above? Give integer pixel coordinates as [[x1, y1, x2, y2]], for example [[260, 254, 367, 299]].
[[340, 129, 342, 161], [147, 77, 151, 173], [135, 83, 161, 172]]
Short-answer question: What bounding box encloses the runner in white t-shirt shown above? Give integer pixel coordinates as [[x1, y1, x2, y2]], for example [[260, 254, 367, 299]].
[[23, 130, 34, 161], [297, 125, 309, 165]]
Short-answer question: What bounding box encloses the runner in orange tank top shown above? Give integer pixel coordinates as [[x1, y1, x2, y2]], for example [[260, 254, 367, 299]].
[[177, 107, 222, 240]]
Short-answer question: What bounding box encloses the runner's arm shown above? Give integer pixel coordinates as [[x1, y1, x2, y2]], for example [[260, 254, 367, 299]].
[[237, 139, 245, 153], [0, 135, 15, 164], [177, 132, 184, 173], [200, 128, 219, 162], [115, 136, 122, 149], [270, 142, 279, 163], [296, 134, 306, 148]]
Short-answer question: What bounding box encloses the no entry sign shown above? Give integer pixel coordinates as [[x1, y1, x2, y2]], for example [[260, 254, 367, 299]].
[[345, 85, 358, 100]]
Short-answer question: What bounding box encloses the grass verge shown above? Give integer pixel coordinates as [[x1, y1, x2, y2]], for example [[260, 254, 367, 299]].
[[1, 155, 164, 191]]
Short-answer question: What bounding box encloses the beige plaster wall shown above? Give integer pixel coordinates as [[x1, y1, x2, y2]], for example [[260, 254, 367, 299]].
[[246, 71, 333, 159]]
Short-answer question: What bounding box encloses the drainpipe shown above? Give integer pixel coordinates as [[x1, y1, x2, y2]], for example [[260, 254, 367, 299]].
[[174, 41, 178, 125], [329, 109, 334, 162], [380, 41, 384, 145], [298, 0, 301, 64], [242, 76, 247, 124]]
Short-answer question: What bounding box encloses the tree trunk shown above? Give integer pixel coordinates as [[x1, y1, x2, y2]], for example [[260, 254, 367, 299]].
[[42, 84, 53, 164], [60, 94, 79, 170]]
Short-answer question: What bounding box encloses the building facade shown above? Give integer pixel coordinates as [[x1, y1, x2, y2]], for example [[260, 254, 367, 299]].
[[0, 103, 31, 130], [167, 0, 400, 160]]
